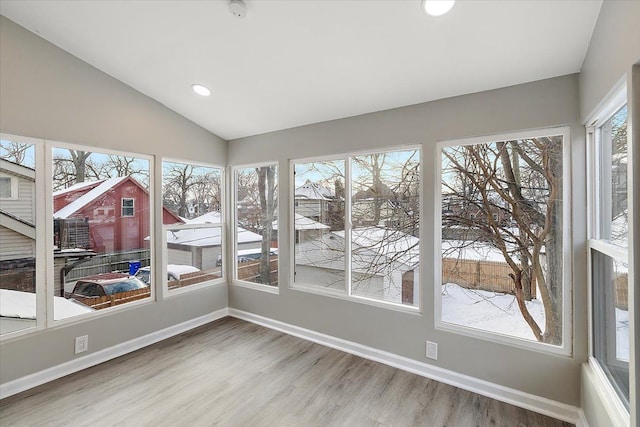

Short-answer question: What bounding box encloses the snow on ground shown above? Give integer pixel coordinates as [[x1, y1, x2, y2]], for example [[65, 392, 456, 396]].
[[441, 283, 545, 341], [443, 283, 630, 359], [616, 307, 629, 362]]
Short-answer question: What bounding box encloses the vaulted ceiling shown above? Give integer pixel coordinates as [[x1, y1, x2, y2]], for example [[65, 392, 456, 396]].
[[0, 1, 602, 140]]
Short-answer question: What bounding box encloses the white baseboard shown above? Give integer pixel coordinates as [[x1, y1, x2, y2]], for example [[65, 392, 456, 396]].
[[0, 308, 228, 400], [229, 308, 581, 425], [576, 409, 590, 427]]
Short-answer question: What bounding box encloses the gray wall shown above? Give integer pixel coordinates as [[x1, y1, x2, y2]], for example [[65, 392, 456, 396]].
[[578, 1, 640, 426], [228, 74, 586, 406], [579, 0, 640, 121], [0, 16, 228, 383]]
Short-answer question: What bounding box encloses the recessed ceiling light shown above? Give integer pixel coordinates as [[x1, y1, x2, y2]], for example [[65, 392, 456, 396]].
[[422, 0, 455, 17], [192, 84, 211, 97]]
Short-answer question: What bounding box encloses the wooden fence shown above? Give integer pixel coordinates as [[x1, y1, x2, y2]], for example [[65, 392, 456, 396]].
[[615, 272, 628, 310], [442, 257, 537, 299], [71, 288, 151, 310], [65, 249, 151, 281], [236, 257, 278, 285], [168, 269, 223, 290]]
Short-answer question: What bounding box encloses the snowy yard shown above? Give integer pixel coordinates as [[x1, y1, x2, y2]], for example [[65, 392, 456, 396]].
[[442, 283, 629, 361], [441, 283, 545, 341]]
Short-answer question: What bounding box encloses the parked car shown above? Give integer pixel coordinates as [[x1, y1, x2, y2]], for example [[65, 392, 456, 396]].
[[134, 264, 201, 285], [70, 275, 148, 299]]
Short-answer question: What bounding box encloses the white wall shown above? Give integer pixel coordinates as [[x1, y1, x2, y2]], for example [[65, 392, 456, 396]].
[[228, 73, 586, 406], [0, 15, 228, 384]]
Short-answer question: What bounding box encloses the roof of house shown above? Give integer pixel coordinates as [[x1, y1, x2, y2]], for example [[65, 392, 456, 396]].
[[0, 289, 93, 320], [295, 226, 419, 272], [295, 181, 335, 201], [54, 177, 128, 218], [0, 158, 35, 180], [273, 213, 330, 231], [167, 224, 262, 247], [185, 211, 222, 224]]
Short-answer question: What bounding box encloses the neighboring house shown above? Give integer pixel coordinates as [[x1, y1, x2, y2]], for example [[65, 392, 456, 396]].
[[294, 180, 341, 227], [0, 158, 35, 262], [294, 226, 419, 304], [272, 212, 330, 243], [0, 159, 36, 293], [54, 176, 183, 254], [167, 211, 262, 270]]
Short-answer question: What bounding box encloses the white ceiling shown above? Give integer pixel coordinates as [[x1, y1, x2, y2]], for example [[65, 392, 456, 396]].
[[0, 0, 602, 140]]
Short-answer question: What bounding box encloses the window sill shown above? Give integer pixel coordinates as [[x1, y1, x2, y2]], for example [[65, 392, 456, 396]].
[[230, 280, 279, 294], [435, 319, 572, 358], [290, 283, 421, 315]]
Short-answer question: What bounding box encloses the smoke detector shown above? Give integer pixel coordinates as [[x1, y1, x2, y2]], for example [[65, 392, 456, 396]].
[[229, 0, 247, 18]]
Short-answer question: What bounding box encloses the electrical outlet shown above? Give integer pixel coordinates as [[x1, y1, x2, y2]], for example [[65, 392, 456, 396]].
[[426, 341, 438, 360], [75, 335, 88, 354]]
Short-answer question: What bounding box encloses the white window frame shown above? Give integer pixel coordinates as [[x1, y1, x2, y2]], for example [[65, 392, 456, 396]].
[[121, 198, 135, 217], [160, 158, 226, 299], [0, 134, 45, 341], [230, 161, 280, 294], [435, 126, 572, 356], [585, 82, 631, 416], [0, 135, 156, 340], [48, 140, 156, 328], [289, 145, 422, 314]]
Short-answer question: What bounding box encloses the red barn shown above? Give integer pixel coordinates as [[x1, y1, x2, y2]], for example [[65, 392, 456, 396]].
[[54, 177, 182, 253]]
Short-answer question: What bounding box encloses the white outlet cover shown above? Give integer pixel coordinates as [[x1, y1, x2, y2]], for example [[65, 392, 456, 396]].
[[75, 335, 88, 354], [426, 341, 438, 360]]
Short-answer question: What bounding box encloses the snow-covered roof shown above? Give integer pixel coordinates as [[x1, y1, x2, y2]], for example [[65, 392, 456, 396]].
[[296, 226, 419, 271], [295, 181, 334, 200], [53, 179, 101, 196], [185, 211, 222, 224], [167, 225, 261, 247], [0, 289, 93, 320], [272, 213, 330, 231], [54, 177, 128, 218]]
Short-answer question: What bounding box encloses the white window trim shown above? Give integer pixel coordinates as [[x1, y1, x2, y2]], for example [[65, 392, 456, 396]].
[[121, 198, 135, 217], [585, 82, 631, 416], [160, 159, 226, 298], [289, 145, 423, 312], [230, 161, 280, 292], [434, 126, 573, 357], [0, 136, 157, 340]]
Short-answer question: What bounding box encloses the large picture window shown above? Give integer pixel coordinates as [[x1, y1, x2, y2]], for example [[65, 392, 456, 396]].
[[161, 160, 224, 291], [589, 100, 629, 408], [233, 164, 279, 287], [52, 146, 152, 318], [438, 128, 569, 351], [293, 148, 420, 307]]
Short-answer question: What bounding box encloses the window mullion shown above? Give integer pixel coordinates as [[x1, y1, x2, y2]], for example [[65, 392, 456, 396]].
[[345, 156, 352, 296]]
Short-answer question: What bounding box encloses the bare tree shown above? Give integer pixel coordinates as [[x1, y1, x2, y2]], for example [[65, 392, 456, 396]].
[[0, 141, 31, 165], [257, 166, 277, 285], [442, 137, 563, 344]]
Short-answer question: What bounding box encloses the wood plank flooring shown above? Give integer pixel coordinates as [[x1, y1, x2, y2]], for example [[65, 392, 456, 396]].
[[0, 317, 573, 427]]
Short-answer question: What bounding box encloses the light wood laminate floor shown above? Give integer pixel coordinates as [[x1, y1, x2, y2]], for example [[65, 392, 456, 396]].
[[0, 317, 573, 427]]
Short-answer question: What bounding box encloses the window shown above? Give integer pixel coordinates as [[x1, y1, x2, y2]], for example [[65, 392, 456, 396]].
[[0, 137, 39, 336], [589, 99, 629, 408], [438, 128, 570, 351], [293, 148, 420, 307], [121, 198, 134, 217], [53, 146, 152, 319], [233, 164, 278, 288], [161, 160, 224, 291], [0, 176, 15, 198]]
